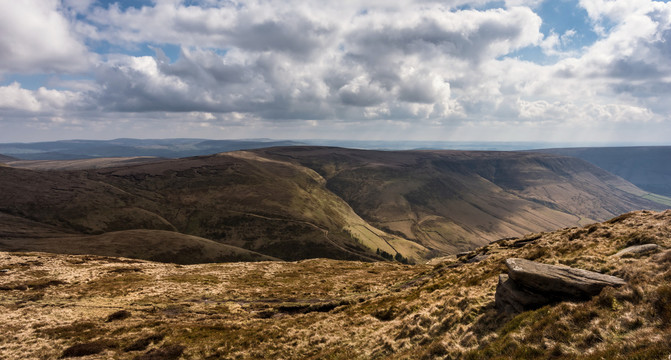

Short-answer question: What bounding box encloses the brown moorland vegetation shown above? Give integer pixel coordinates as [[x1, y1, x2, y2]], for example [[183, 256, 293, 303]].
[[1, 147, 666, 264], [254, 147, 668, 254], [0, 151, 425, 262], [1, 210, 669, 359]]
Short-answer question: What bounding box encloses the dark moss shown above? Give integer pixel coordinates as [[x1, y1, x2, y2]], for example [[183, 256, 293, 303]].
[[106, 309, 131, 322], [60, 340, 115, 358]]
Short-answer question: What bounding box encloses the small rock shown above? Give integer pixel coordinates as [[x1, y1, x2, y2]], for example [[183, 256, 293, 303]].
[[505, 258, 626, 299], [613, 244, 660, 258]]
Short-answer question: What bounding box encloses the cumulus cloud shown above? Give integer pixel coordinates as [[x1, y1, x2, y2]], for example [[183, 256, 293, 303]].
[[83, 2, 544, 124], [0, 82, 84, 112], [1, 0, 670, 142], [0, 0, 93, 74]]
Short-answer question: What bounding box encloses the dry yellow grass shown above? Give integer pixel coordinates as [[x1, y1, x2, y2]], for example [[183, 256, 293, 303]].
[[1, 210, 670, 359]]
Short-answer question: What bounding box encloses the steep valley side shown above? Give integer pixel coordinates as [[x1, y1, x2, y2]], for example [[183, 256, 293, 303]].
[[0, 151, 427, 262], [0, 146, 667, 263], [254, 147, 667, 254]]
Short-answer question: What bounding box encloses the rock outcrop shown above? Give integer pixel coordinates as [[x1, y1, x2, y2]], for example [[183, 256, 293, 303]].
[[495, 258, 626, 313], [613, 244, 660, 258]]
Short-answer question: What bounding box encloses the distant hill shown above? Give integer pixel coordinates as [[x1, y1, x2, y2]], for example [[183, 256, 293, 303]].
[[532, 146, 671, 197], [0, 146, 666, 262], [0, 138, 306, 160], [0, 154, 17, 162], [5, 157, 165, 171]]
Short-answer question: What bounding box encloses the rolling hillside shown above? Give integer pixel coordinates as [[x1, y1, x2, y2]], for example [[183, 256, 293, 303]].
[[5, 157, 164, 171], [533, 146, 671, 198], [0, 146, 667, 262], [0, 151, 426, 262], [0, 138, 305, 160], [253, 147, 667, 254]]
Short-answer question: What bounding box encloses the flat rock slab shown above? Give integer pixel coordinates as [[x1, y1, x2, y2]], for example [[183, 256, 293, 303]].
[[613, 244, 660, 258], [505, 258, 626, 299]]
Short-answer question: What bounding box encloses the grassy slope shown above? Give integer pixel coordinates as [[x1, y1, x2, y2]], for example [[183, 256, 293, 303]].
[[0, 153, 428, 262], [254, 147, 666, 254], [0, 212, 276, 264], [1, 210, 669, 359], [532, 146, 671, 198], [0, 228, 278, 264]]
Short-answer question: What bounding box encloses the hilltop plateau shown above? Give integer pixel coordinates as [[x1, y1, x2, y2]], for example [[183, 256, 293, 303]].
[[1, 210, 669, 359]]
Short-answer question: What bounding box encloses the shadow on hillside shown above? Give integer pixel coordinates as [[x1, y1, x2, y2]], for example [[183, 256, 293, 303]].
[[470, 302, 514, 338]]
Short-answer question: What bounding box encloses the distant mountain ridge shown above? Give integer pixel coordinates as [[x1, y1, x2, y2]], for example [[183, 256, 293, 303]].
[[531, 146, 671, 198], [1, 146, 666, 263], [0, 138, 306, 160]]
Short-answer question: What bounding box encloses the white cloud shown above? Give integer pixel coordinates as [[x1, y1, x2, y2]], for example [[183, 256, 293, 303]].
[[0, 83, 41, 112], [1, 0, 670, 143], [82, 3, 543, 125], [0, 0, 93, 74], [0, 82, 84, 112], [541, 29, 578, 56]]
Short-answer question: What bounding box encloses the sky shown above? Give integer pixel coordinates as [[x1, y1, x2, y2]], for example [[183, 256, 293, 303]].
[[1, 0, 671, 144]]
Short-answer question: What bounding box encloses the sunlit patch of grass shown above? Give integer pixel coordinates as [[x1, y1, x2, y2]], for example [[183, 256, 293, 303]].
[[162, 273, 220, 285], [80, 273, 149, 296]]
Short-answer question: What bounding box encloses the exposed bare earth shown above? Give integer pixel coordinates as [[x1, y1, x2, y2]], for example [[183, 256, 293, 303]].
[[1, 210, 670, 359]]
